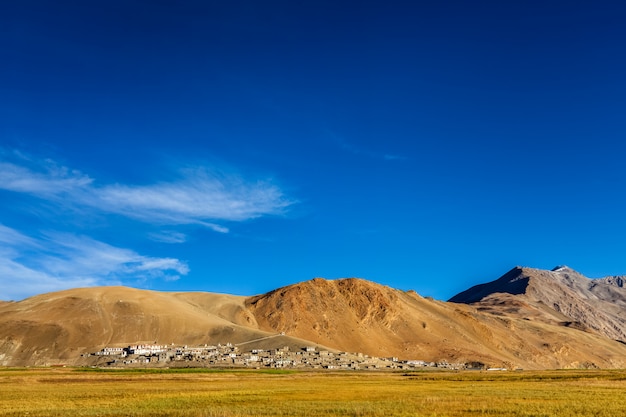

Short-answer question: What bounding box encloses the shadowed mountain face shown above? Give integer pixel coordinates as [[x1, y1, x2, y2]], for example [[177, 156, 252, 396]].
[[449, 267, 531, 303], [599, 276, 626, 287], [449, 266, 626, 342], [2, 267, 626, 369]]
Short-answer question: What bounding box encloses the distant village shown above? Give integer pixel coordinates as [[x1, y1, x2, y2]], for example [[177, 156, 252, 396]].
[[86, 342, 473, 370]]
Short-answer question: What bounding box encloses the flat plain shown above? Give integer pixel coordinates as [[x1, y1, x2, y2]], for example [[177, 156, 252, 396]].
[[2, 368, 626, 416]]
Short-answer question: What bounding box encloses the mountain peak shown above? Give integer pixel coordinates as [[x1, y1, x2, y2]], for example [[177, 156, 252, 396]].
[[551, 265, 577, 273], [4, 269, 626, 369], [451, 265, 626, 343]]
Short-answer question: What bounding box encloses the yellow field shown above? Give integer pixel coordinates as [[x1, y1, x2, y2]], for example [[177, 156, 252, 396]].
[[1, 368, 626, 416]]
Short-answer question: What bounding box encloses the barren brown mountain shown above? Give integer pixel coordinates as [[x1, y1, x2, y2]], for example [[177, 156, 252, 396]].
[[0, 286, 321, 366], [449, 266, 626, 342], [247, 276, 626, 369], [2, 267, 626, 369]]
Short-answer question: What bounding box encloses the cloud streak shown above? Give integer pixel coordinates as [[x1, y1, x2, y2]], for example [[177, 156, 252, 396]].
[[97, 168, 291, 226], [0, 160, 93, 197], [0, 224, 188, 300], [0, 151, 294, 299], [148, 231, 188, 244], [0, 155, 294, 232]]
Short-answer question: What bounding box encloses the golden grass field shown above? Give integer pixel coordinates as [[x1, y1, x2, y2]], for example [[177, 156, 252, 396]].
[[2, 368, 626, 416]]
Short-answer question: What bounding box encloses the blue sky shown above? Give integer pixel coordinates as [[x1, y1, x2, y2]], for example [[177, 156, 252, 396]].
[[2, 1, 626, 301]]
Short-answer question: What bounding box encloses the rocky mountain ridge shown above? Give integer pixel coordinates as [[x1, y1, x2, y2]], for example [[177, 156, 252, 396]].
[[449, 266, 626, 342], [2, 266, 626, 369]]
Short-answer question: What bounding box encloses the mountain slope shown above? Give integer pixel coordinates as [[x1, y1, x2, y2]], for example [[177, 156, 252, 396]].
[[449, 266, 626, 342], [2, 269, 626, 369], [0, 286, 312, 366], [246, 277, 626, 369]]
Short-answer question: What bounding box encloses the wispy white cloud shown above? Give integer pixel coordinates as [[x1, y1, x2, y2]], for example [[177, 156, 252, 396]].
[[0, 150, 293, 299], [97, 168, 291, 224], [0, 225, 189, 300], [0, 256, 96, 301], [0, 223, 40, 247], [148, 230, 188, 244], [0, 154, 294, 232], [0, 160, 92, 197]]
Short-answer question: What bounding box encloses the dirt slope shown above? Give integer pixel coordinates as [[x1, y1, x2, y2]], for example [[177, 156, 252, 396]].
[[246, 277, 626, 369], [449, 266, 626, 342], [2, 269, 626, 369], [0, 286, 300, 366]]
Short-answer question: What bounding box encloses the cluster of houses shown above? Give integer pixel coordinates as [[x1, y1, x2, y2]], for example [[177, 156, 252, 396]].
[[88, 343, 466, 370]]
